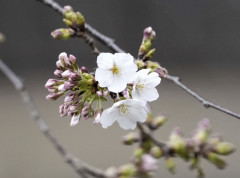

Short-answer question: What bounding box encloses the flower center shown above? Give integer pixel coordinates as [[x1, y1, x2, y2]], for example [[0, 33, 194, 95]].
[[136, 83, 145, 91], [118, 104, 130, 116], [111, 64, 121, 75]]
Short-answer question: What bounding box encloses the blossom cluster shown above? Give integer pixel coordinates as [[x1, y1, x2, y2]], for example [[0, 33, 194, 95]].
[[45, 51, 161, 129]]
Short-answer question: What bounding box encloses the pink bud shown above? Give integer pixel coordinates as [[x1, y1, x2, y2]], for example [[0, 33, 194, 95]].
[[80, 66, 88, 73], [140, 154, 158, 172], [103, 90, 109, 97], [45, 79, 57, 88], [96, 91, 102, 97], [62, 70, 73, 78], [54, 69, 63, 78], [69, 54, 76, 64]]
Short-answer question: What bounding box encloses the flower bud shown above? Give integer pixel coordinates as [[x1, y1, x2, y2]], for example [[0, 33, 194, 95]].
[[119, 164, 137, 177], [155, 67, 168, 78], [63, 6, 85, 30], [134, 147, 144, 159], [205, 152, 226, 169], [136, 60, 145, 69], [138, 27, 156, 59], [103, 90, 109, 97], [54, 69, 63, 78], [80, 66, 88, 73], [69, 54, 76, 65], [140, 154, 159, 172], [96, 91, 102, 97], [46, 92, 64, 100], [122, 132, 139, 145], [149, 115, 167, 130], [169, 127, 189, 160], [165, 157, 175, 173], [64, 81, 76, 90], [214, 142, 235, 155], [51, 28, 74, 40], [150, 146, 163, 159]]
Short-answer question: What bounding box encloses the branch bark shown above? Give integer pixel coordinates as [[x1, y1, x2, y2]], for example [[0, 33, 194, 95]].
[[0, 58, 105, 178]]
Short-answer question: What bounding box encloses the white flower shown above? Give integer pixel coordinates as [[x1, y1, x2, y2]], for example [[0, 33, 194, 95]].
[[70, 114, 80, 127], [132, 69, 161, 102], [99, 99, 149, 130], [95, 53, 137, 93]]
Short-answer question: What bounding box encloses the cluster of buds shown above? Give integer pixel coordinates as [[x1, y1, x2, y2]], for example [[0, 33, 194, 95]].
[[165, 119, 235, 175], [138, 27, 156, 61], [45, 52, 106, 126], [51, 6, 85, 40], [116, 118, 234, 178]]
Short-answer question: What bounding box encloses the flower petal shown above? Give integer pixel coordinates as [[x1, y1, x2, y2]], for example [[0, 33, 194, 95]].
[[97, 53, 114, 69], [117, 117, 137, 130], [70, 114, 80, 127], [141, 87, 159, 102], [100, 108, 118, 128], [95, 68, 113, 87], [107, 75, 128, 93], [145, 72, 161, 87]]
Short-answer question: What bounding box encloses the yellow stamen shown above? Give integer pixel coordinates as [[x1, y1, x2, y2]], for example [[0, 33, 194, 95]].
[[111, 64, 121, 75], [118, 104, 130, 116]]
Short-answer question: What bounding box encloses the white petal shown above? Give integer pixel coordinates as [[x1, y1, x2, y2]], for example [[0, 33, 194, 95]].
[[70, 114, 80, 127], [117, 117, 137, 130], [145, 72, 161, 87], [114, 53, 134, 66], [95, 68, 113, 87], [137, 69, 151, 77], [100, 108, 118, 129], [107, 75, 127, 93], [97, 53, 114, 69], [141, 87, 159, 102]]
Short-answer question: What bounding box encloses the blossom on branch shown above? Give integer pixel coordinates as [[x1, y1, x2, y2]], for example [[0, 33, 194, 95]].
[[95, 53, 137, 93], [100, 99, 149, 130], [132, 69, 161, 102]]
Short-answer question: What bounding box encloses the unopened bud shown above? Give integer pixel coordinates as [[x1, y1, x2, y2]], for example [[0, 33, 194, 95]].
[[80, 66, 88, 73], [46, 92, 64, 100], [166, 157, 175, 173], [103, 90, 109, 97], [214, 142, 235, 155], [155, 67, 168, 78], [205, 152, 226, 169], [119, 164, 137, 177], [150, 146, 163, 158], [51, 28, 74, 40], [136, 60, 145, 69], [149, 115, 167, 130], [140, 154, 159, 172], [122, 132, 139, 145], [69, 54, 76, 64], [54, 69, 63, 78], [134, 147, 144, 159]]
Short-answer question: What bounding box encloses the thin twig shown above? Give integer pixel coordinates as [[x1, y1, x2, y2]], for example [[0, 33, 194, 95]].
[[137, 123, 166, 148], [0, 58, 105, 178], [165, 75, 240, 119]]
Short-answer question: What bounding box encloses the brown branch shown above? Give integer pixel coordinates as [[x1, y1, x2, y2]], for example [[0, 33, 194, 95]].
[[0, 58, 105, 178], [165, 75, 240, 119]]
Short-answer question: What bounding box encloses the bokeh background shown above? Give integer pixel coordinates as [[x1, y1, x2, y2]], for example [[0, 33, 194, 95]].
[[0, 0, 240, 177]]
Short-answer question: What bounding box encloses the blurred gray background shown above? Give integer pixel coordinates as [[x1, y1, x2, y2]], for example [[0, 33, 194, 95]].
[[0, 0, 240, 177]]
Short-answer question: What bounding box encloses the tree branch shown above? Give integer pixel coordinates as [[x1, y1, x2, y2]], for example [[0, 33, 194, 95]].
[[36, 0, 240, 120], [0, 58, 105, 178], [165, 75, 240, 119]]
